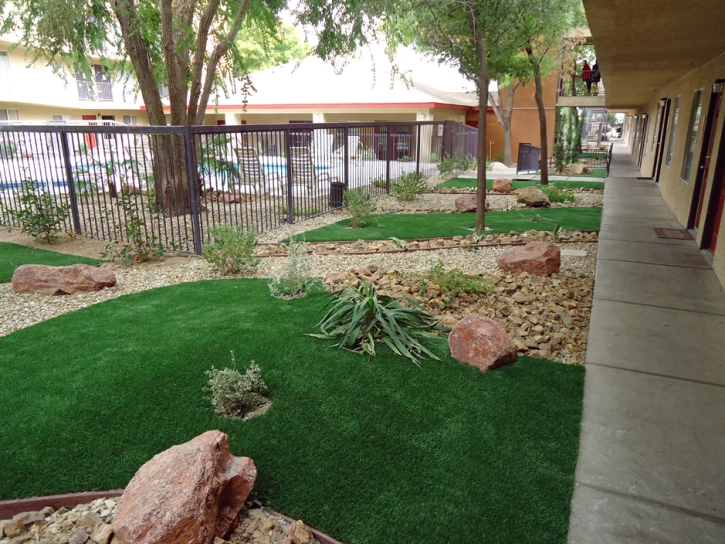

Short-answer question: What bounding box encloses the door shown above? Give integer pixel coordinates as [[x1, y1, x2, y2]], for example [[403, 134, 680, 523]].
[[700, 81, 725, 253], [637, 114, 649, 167], [82, 115, 97, 149], [689, 82, 723, 230], [652, 99, 671, 182]]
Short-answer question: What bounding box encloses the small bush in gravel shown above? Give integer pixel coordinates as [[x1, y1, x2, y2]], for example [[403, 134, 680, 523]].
[[103, 190, 165, 264], [203, 223, 260, 275], [309, 283, 447, 366], [391, 172, 427, 202], [9, 180, 70, 243], [540, 185, 577, 203], [205, 353, 269, 418], [269, 235, 321, 299], [426, 258, 494, 297], [344, 188, 376, 229]]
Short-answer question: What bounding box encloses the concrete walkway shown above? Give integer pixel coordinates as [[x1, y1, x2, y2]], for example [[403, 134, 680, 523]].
[[567, 143, 725, 543]]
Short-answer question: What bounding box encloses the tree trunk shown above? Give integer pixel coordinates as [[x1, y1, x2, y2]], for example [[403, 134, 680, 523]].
[[488, 82, 518, 166], [475, 41, 488, 232], [527, 47, 549, 185]]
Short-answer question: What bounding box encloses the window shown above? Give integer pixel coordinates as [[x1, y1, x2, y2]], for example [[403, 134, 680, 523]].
[[76, 65, 113, 101], [666, 96, 680, 166], [123, 115, 138, 126], [681, 90, 704, 181], [0, 51, 9, 70], [0, 108, 19, 121]]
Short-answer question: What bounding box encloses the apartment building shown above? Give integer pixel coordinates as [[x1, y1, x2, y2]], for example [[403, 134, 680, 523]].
[[0, 35, 148, 125]]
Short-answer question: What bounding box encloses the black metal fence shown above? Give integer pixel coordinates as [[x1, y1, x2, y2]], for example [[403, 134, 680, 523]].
[[0, 120, 476, 254]]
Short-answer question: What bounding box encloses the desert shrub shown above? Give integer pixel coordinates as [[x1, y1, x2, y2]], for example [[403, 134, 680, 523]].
[[203, 223, 260, 275], [308, 283, 447, 366], [426, 258, 494, 297], [359, 148, 377, 161], [103, 190, 165, 264], [269, 235, 320, 299], [438, 154, 476, 175], [427, 152, 439, 163], [493, 150, 506, 163], [540, 185, 577, 203], [344, 188, 376, 229], [390, 172, 427, 202], [205, 354, 269, 418], [8, 180, 70, 243], [371, 176, 387, 189]]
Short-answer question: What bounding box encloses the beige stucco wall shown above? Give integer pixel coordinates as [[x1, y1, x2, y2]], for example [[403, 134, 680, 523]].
[[635, 50, 725, 285], [0, 103, 149, 124]]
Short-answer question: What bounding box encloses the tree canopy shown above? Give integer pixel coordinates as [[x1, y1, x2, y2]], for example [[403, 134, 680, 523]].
[[0, 0, 288, 125]]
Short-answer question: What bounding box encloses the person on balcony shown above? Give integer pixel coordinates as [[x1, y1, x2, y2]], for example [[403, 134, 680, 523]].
[[591, 61, 601, 95], [581, 60, 593, 94]]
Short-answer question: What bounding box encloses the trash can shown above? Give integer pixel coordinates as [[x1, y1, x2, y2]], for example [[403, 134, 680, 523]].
[[329, 181, 345, 208]]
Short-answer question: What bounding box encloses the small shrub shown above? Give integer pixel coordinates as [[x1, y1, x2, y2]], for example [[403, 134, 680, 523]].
[[103, 190, 165, 264], [359, 148, 377, 161], [344, 188, 376, 229], [540, 185, 577, 203], [269, 235, 321, 299], [397, 155, 412, 162], [438, 154, 476, 175], [205, 353, 269, 418], [427, 153, 439, 163], [493, 150, 506, 163], [426, 258, 494, 297], [9, 180, 70, 243], [203, 223, 260, 275], [308, 283, 447, 366], [390, 172, 427, 202], [0, 141, 17, 159], [371, 177, 387, 189]]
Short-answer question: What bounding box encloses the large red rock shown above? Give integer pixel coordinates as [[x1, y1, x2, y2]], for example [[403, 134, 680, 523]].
[[498, 242, 561, 276], [454, 194, 490, 213], [11, 264, 116, 296], [112, 431, 257, 544], [492, 178, 513, 193], [448, 314, 517, 371]]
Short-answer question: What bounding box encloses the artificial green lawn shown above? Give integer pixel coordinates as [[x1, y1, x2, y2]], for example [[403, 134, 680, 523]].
[[0, 242, 101, 283], [438, 178, 606, 190], [301, 207, 602, 242], [0, 279, 585, 543]]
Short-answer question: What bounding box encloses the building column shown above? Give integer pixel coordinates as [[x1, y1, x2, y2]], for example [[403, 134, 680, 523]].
[[225, 112, 242, 125]]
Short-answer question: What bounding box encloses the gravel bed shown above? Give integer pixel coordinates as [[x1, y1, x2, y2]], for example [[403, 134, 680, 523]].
[[0, 236, 596, 338]]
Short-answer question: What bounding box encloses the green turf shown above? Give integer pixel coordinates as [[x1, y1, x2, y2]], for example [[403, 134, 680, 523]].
[[0, 279, 584, 543], [301, 207, 602, 242], [437, 178, 606, 190], [0, 242, 102, 283]]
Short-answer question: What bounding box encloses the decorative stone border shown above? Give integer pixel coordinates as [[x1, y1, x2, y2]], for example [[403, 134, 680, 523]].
[[0, 492, 343, 544]]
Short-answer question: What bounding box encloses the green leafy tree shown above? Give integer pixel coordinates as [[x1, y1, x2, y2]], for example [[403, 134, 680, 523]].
[[373, 0, 536, 232], [237, 22, 311, 73], [0, 0, 286, 213]]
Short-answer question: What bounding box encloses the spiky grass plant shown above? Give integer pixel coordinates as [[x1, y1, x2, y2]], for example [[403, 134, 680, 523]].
[[309, 283, 448, 366]]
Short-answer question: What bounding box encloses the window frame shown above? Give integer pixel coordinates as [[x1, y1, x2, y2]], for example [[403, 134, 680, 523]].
[[666, 96, 680, 167], [680, 89, 704, 182]]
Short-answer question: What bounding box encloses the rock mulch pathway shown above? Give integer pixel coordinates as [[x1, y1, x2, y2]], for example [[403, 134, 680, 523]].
[[0, 498, 321, 544]]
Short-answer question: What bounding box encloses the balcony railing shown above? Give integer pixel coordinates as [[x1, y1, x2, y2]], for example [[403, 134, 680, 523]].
[[557, 71, 605, 98], [76, 80, 114, 102]]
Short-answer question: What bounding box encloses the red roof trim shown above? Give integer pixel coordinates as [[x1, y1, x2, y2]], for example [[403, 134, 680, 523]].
[[147, 102, 486, 112]]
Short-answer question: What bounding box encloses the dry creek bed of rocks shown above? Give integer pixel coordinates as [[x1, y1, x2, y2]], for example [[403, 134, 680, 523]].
[[0, 499, 319, 544]]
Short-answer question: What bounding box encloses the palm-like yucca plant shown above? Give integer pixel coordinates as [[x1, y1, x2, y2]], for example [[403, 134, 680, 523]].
[[308, 283, 448, 366]]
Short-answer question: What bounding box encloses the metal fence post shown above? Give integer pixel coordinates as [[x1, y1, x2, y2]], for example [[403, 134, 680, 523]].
[[183, 128, 203, 255], [415, 124, 421, 175], [284, 128, 294, 224], [385, 124, 392, 193], [59, 131, 82, 235], [343, 126, 349, 189]]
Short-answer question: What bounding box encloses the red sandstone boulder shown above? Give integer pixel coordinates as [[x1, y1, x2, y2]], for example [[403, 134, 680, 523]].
[[448, 314, 517, 371], [220, 193, 244, 204], [112, 431, 257, 544], [515, 186, 550, 207], [493, 178, 513, 193], [454, 194, 490, 212], [498, 242, 561, 276], [11, 264, 116, 296]]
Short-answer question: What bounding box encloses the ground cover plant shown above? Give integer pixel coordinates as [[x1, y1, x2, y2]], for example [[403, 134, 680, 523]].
[[0, 279, 584, 543], [203, 223, 260, 276], [0, 242, 101, 282], [301, 207, 602, 242], [344, 188, 377, 229], [437, 178, 605, 190]]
